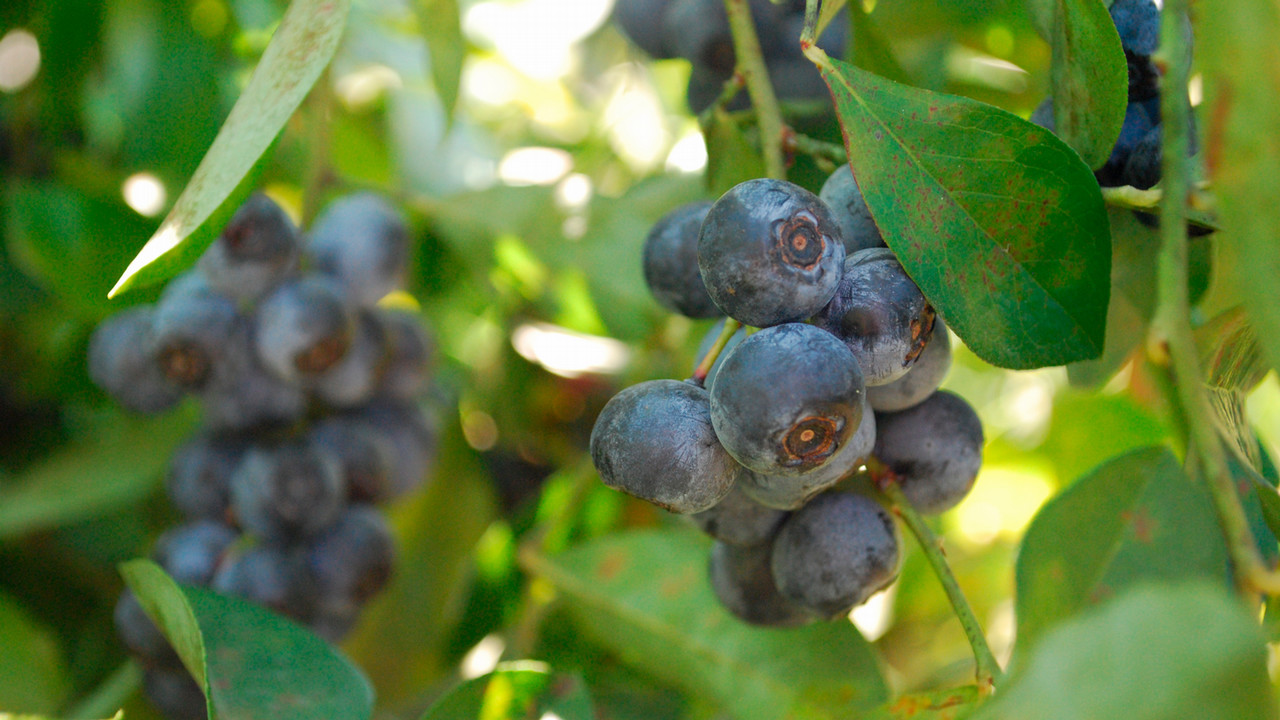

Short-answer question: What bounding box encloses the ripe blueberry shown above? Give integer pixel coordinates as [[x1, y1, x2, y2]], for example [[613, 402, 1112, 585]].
[[818, 164, 886, 255], [305, 505, 395, 604], [253, 276, 356, 383], [198, 192, 299, 303], [88, 305, 184, 414], [873, 390, 983, 515], [230, 443, 346, 542], [770, 492, 900, 619], [307, 193, 411, 308], [699, 179, 845, 327], [152, 519, 238, 586], [590, 379, 739, 514], [690, 485, 788, 547], [709, 541, 814, 627], [710, 323, 864, 476], [643, 201, 721, 319], [867, 319, 953, 412], [150, 272, 240, 390]]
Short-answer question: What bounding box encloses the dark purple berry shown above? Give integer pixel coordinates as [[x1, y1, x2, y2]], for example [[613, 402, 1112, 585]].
[[873, 390, 983, 515], [770, 492, 900, 619], [230, 443, 345, 542], [690, 485, 788, 547], [709, 541, 813, 627], [373, 309, 434, 400], [151, 273, 240, 390], [591, 379, 739, 514], [115, 590, 180, 668], [307, 193, 411, 307], [710, 323, 864, 476], [867, 319, 952, 412], [152, 519, 238, 586], [699, 179, 845, 327], [354, 400, 438, 499], [812, 248, 935, 386], [143, 667, 207, 720], [313, 312, 386, 408], [167, 434, 246, 522], [200, 321, 308, 431], [305, 505, 395, 603], [198, 192, 300, 303], [818, 165, 886, 255], [642, 201, 720, 319], [211, 545, 316, 622], [88, 306, 184, 413], [309, 415, 397, 503], [253, 276, 356, 383]]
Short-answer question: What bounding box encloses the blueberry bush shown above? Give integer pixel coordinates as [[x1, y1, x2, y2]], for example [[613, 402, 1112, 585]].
[[3, 0, 1280, 718]]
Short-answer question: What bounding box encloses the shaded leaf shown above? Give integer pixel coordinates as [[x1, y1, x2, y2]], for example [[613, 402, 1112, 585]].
[[810, 48, 1111, 369], [0, 410, 198, 541], [1013, 447, 1228, 657], [1027, 0, 1127, 169], [0, 591, 69, 714], [1198, 308, 1268, 393], [705, 108, 766, 196], [976, 582, 1277, 720], [848, 3, 912, 85], [420, 663, 593, 720], [525, 528, 888, 720], [815, 0, 848, 39], [866, 687, 983, 719], [413, 0, 465, 122], [109, 0, 350, 297], [1198, 2, 1280, 380], [123, 559, 375, 720]]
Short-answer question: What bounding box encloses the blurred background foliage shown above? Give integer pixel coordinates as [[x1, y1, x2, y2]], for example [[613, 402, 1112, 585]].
[[0, 0, 1276, 717]]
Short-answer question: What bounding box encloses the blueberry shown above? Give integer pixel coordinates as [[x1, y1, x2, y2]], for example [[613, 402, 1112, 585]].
[[699, 179, 845, 327], [710, 323, 864, 476], [152, 519, 238, 586], [307, 193, 411, 307], [87, 305, 184, 414], [867, 319, 953, 412], [613, 0, 677, 58], [310, 595, 362, 643], [690, 485, 788, 547], [770, 492, 900, 619], [115, 590, 181, 668], [150, 272, 240, 390], [663, 0, 786, 77], [1126, 51, 1160, 103], [708, 541, 814, 627], [143, 667, 207, 720], [353, 400, 438, 498], [305, 505, 395, 604], [1096, 101, 1155, 187], [812, 248, 935, 386], [873, 390, 983, 515], [1108, 0, 1160, 56], [1122, 123, 1162, 190], [313, 311, 386, 408], [230, 443, 346, 542], [692, 317, 746, 391], [253, 276, 356, 383], [591, 379, 739, 514], [168, 434, 245, 522], [739, 394, 876, 510], [200, 320, 308, 431], [643, 201, 721, 319], [309, 415, 397, 503], [818, 164, 886, 255], [211, 545, 316, 622], [198, 192, 300, 303], [1029, 97, 1054, 133], [373, 309, 434, 401]]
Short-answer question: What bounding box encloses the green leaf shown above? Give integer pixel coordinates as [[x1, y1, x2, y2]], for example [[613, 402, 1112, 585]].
[[0, 410, 198, 541], [0, 714, 121, 720], [865, 687, 983, 719], [526, 528, 889, 720], [0, 591, 69, 713], [1013, 447, 1229, 658], [975, 582, 1277, 720], [1198, 2, 1280, 380], [414, 0, 465, 122], [108, 0, 350, 298], [815, 0, 848, 40], [420, 663, 594, 720], [705, 108, 767, 196], [810, 48, 1111, 369], [1027, 0, 1127, 169], [122, 559, 375, 720]]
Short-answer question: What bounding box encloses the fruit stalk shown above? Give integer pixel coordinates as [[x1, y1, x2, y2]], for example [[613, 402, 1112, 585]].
[[1150, 0, 1280, 596], [877, 477, 1003, 691], [723, 0, 787, 180], [691, 317, 742, 385]]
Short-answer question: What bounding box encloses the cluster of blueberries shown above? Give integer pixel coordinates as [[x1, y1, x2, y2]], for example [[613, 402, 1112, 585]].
[[591, 168, 984, 626], [90, 193, 436, 719], [1032, 0, 1189, 190], [612, 0, 846, 113]]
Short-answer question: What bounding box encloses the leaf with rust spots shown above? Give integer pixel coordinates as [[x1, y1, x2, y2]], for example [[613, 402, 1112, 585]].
[[1013, 447, 1229, 662], [526, 529, 887, 719], [808, 47, 1110, 369]]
